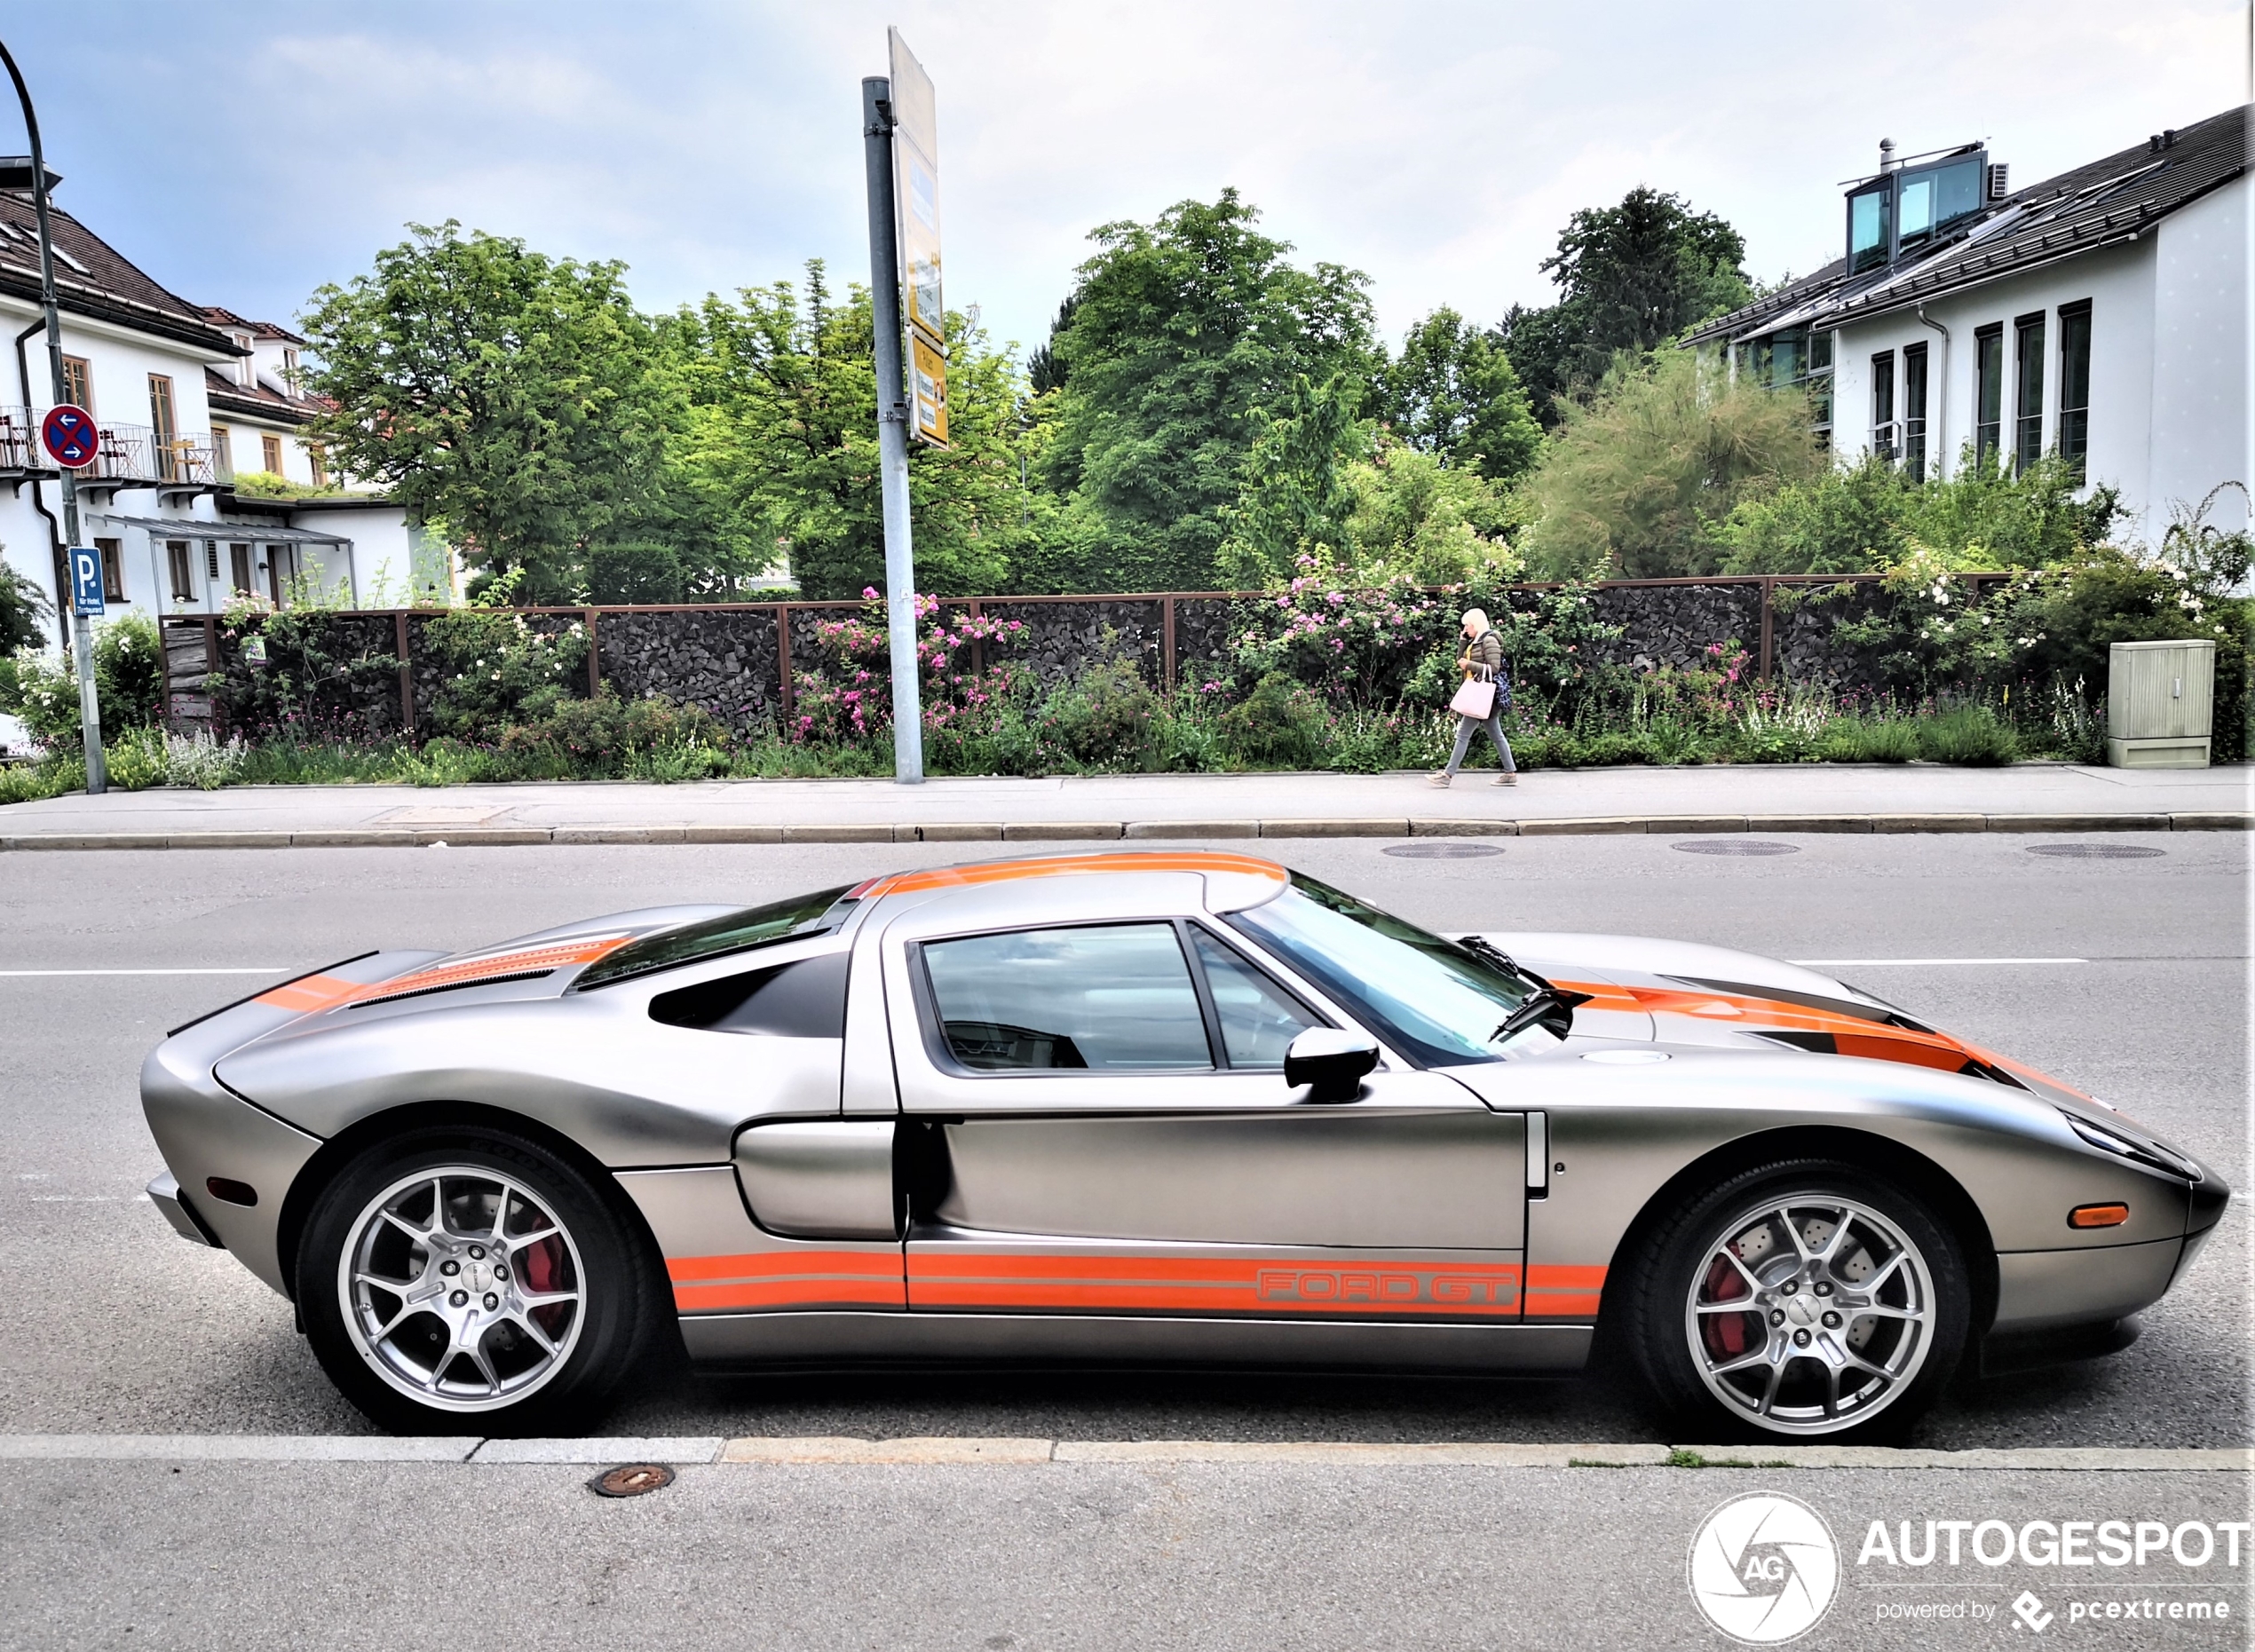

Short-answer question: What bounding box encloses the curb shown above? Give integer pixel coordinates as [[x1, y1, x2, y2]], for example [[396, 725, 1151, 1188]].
[[0, 811, 2242, 851], [0, 1435, 2247, 1470]]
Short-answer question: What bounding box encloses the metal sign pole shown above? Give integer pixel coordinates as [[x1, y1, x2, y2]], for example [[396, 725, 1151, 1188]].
[[861, 74, 924, 784], [0, 39, 102, 792]]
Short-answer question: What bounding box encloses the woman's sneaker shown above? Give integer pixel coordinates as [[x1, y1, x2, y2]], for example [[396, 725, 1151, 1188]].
[[1428, 771, 1452, 787], [1492, 772, 1517, 786]]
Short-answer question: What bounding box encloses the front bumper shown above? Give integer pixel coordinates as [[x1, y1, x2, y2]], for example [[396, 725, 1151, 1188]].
[[146, 1172, 220, 1246]]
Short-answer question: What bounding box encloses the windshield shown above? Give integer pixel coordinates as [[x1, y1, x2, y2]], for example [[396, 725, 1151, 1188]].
[[575, 885, 857, 989], [1226, 873, 1539, 1066]]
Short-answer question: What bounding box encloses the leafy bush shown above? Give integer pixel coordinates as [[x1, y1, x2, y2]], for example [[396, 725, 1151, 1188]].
[[95, 613, 163, 731], [419, 608, 587, 738], [1216, 671, 1325, 768], [1, 564, 49, 650], [497, 686, 732, 779], [1044, 654, 1159, 768], [1712, 452, 2124, 576], [1917, 704, 2019, 765]]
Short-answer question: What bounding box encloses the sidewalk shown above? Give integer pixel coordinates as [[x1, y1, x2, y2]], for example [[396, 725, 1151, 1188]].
[[0, 763, 2246, 849]]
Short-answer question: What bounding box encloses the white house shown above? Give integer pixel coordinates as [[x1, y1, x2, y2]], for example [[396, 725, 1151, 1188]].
[[1686, 104, 2250, 551], [0, 181, 439, 654]]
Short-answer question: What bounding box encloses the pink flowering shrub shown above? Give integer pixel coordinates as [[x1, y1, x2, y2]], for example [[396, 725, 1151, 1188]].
[[789, 589, 1028, 745]]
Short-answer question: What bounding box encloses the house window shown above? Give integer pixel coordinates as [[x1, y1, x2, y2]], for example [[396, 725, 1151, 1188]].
[[2013, 312, 2045, 473], [308, 445, 328, 487], [280, 347, 300, 395], [1870, 350, 1895, 462], [230, 543, 253, 595], [148, 374, 178, 480], [261, 433, 283, 474], [1806, 330, 1833, 447], [59, 354, 91, 411], [1848, 182, 1892, 273], [1974, 323, 2005, 466], [211, 424, 233, 478], [92, 536, 125, 602], [166, 540, 194, 602], [2057, 300, 2092, 483], [1902, 342, 1929, 483]]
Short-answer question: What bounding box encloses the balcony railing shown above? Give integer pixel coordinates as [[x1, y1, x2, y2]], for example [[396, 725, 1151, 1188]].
[[23, 415, 233, 487], [0, 405, 53, 472]]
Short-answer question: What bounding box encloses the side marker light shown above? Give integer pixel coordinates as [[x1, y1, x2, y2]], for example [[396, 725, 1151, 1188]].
[[2068, 1203, 2129, 1229]]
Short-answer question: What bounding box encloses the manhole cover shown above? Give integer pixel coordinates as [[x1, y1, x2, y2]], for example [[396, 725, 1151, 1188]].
[[1671, 840, 1800, 857], [2026, 842, 2165, 859], [589, 1463, 675, 1498], [1383, 842, 1504, 859]]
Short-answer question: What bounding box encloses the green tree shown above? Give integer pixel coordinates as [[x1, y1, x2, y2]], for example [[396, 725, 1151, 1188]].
[[1043, 190, 1379, 590], [1344, 437, 1523, 585], [1215, 371, 1365, 587], [1522, 349, 1823, 579], [1383, 308, 1542, 483], [669, 263, 1038, 600], [300, 221, 669, 601], [0, 560, 50, 650], [1500, 187, 1753, 425]]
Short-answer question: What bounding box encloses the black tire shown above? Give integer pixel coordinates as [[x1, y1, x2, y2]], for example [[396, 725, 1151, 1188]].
[[297, 1124, 663, 1435], [1622, 1158, 1970, 1444]]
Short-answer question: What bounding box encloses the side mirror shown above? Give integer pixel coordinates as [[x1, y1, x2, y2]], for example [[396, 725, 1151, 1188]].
[[1284, 1027, 1380, 1103]]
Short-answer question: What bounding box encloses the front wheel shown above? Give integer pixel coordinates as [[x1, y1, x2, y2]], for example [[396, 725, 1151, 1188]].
[[297, 1126, 661, 1435], [1626, 1159, 1970, 1442]]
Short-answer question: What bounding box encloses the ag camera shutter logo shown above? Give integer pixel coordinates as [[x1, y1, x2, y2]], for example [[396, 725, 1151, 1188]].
[[1688, 1491, 1840, 1644]]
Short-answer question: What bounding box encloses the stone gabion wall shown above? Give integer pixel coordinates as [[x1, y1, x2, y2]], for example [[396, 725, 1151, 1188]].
[[599, 608, 782, 728], [177, 578, 1977, 739]]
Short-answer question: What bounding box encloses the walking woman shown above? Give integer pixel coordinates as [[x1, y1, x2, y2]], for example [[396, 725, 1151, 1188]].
[[1429, 608, 1517, 786]]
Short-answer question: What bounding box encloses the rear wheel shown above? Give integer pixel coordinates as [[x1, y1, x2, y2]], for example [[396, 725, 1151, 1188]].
[[297, 1126, 661, 1435], [1626, 1159, 1969, 1443]]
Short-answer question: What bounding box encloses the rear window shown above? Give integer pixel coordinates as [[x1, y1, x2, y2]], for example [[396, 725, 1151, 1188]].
[[575, 886, 858, 989]]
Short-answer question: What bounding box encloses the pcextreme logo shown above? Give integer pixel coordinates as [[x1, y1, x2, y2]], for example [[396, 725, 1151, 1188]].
[[1688, 1491, 1840, 1644]]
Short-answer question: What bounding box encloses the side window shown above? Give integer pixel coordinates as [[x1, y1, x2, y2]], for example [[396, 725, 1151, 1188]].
[[649, 952, 848, 1038], [922, 923, 1212, 1072], [1190, 927, 1317, 1068]]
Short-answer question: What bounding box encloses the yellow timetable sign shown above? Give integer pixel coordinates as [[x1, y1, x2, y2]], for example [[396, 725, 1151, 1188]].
[[910, 331, 949, 447]]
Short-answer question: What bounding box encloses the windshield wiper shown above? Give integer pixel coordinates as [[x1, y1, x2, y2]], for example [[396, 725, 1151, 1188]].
[[1491, 984, 1595, 1045], [1455, 933, 1555, 992]]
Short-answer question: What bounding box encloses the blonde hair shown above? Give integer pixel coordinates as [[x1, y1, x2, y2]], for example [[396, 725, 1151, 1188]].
[[1461, 608, 1491, 634]]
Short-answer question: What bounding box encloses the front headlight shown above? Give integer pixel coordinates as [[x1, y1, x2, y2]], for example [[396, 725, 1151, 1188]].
[[2062, 1111, 2201, 1182]]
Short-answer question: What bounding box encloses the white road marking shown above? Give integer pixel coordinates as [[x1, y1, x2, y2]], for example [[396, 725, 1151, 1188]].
[[0, 968, 287, 976], [1791, 958, 2087, 967]]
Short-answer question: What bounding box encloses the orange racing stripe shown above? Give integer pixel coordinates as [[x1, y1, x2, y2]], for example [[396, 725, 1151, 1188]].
[[1523, 1263, 1607, 1319], [853, 850, 1287, 900], [1553, 979, 1975, 1073], [906, 1251, 1523, 1318], [669, 1249, 906, 1312], [252, 935, 632, 1015]]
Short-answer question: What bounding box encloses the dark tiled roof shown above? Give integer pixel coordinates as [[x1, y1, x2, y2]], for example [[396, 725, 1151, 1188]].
[[204, 366, 323, 426], [202, 304, 305, 345], [1685, 104, 2247, 344], [0, 194, 241, 356]]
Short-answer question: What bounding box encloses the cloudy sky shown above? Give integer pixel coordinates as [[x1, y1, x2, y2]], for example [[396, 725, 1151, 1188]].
[[11, 2, 2244, 358]]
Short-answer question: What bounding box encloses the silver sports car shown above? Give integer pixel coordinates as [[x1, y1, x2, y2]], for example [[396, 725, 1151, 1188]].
[[143, 850, 2227, 1440]]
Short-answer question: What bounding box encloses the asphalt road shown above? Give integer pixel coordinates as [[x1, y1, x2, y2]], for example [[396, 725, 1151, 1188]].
[[4, 1458, 2248, 1651], [0, 831, 2244, 1449]]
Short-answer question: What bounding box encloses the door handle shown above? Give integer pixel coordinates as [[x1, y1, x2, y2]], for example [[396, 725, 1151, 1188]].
[[1526, 1111, 1548, 1198]]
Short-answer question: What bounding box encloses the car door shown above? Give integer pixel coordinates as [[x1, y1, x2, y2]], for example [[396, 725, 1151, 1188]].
[[884, 901, 1527, 1324]]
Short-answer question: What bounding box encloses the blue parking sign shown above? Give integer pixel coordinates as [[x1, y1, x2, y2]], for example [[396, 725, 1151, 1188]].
[[69, 546, 104, 617]]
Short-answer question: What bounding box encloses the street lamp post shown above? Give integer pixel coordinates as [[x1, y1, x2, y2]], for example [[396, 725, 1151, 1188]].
[[0, 37, 104, 793]]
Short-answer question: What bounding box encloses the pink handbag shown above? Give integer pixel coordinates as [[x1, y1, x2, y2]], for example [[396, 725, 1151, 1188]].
[[1449, 675, 1496, 719]]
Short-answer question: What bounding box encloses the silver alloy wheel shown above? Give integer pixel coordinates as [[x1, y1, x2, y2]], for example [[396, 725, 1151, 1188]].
[[1684, 1191, 1935, 1435], [339, 1166, 586, 1412]]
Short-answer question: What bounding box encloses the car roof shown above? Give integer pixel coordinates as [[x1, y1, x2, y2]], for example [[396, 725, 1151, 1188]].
[[848, 850, 1291, 913]]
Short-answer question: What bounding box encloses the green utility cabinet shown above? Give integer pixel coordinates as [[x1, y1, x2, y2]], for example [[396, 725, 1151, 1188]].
[[2106, 639, 2214, 768]]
